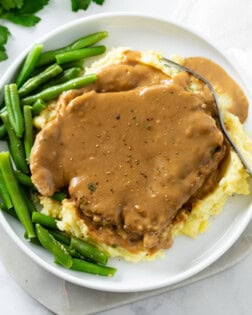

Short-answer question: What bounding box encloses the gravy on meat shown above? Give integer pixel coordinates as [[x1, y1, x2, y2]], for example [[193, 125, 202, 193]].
[[30, 51, 248, 254]]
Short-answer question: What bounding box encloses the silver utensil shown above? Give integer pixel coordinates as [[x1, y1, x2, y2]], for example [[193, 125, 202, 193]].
[[160, 57, 252, 176]]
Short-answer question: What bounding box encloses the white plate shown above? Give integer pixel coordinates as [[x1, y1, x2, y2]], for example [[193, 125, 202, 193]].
[[0, 13, 252, 293]]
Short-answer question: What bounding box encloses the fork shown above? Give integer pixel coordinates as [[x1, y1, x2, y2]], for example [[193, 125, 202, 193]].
[[160, 57, 252, 176]]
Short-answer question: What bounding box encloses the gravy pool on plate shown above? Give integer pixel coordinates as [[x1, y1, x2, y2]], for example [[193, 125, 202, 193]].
[[30, 49, 251, 260]]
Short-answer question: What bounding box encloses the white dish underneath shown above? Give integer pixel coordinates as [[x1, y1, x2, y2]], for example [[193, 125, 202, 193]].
[[0, 13, 252, 293]]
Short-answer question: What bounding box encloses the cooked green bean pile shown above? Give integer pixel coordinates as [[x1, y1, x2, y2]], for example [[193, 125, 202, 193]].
[[0, 31, 117, 277]]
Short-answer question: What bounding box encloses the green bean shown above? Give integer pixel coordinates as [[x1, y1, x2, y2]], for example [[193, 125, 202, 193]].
[[22, 188, 37, 213], [23, 105, 33, 162], [49, 230, 71, 246], [34, 60, 84, 76], [21, 74, 97, 105], [4, 84, 24, 138], [1, 112, 29, 173], [32, 212, 57, 229], [51, 191, 67, 202], [70, 31, 108, 50], [19, 64, 63, 98], [14, 170, 34, 188], [0, 169, 13, 209], [0, 107, 6, 115], [70, 237, 108, 265], [0, 152, 35, 238], [42, 67, 82, 90], [37, 31, 108, 67], [24, 231, 41, 245], [27, 61, 79, 80], [25, 228, 85, 260], [46, 232, 91, 260], [48, 231, 100, 261], [16, 44, 43, 88], [32, 99, 46, 116], [61, 60, 84, 70], [56, 46, 106, 65], [63, 244, 88, 260], [93, 0, 105, 4], [30, 66, 46, 77], [0, 125, 6, 138], [0, 203, 18, 219], [35, 224, 73, 268], [71, 258, 116, 277], [42, 233, 86, 260]]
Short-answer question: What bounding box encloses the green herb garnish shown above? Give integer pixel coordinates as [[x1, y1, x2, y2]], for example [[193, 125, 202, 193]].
[[0, 25, 10, 61], [0, 0, 49, 60], [0, 0, 50, 27], [144, 124, 152, 130], [88, 182, 96, 193], [0, 0, 106, 62], [71, 0, 105, 11]]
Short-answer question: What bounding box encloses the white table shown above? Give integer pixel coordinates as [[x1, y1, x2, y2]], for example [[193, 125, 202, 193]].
[[1, 1, 252, 314]]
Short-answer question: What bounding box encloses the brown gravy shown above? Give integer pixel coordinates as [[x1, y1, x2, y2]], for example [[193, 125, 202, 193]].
[[30, 51, 248, 254], [185, 57, 248, 122]]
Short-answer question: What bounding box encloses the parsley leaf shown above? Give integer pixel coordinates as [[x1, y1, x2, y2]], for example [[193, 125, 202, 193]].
[[0, 25, 10, 61], [0, 25, 10, 46], [17, 0, 50, 14], [3, 13, 40, 26], [88, 183, 96, 193], [0, 0, 49, 27], [0, 0, 106, 62], [71, 0, 91, 12], [71, 0, 106, 11], [0, 49, 8, 61], [92, 0, 105, 4], [0, 0, 49, 62], [0, 0, 23, 10]]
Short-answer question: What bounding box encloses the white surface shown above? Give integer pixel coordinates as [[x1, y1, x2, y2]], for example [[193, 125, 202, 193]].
[[0, 0, 252, 313], [1, 222, 252, 315], [100, 254, 252, 315], [2, 13, 252, 293]]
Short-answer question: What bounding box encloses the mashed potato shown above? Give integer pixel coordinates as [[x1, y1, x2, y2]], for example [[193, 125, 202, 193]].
[[36, 49, 252, 262]]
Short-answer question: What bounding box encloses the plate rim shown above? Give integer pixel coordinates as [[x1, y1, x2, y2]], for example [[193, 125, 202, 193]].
[[0, 12, 252, 293]]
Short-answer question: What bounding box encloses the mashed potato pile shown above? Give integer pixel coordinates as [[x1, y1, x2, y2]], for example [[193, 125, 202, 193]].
[[36, 48, 252, 262]]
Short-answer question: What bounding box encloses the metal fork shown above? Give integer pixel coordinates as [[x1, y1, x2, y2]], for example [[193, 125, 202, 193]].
[[160, 57, 252, 176]]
